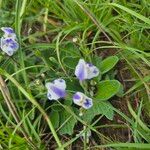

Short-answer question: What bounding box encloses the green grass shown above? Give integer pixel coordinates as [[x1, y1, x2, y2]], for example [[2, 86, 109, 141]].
[[0, 0, 150, 149]]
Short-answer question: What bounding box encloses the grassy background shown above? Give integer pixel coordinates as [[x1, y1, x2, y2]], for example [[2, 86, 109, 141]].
[[0, 0, 150, 149]]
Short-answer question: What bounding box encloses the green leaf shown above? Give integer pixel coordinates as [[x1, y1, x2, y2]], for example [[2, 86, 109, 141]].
[[64, 97, 73, 106], [92, 55, 102, 66], [116, 84, 124, 97], [100, 56, 119, 74], [63, 56, 79, 69], [51, 104, 63, 112], [96, 80, 121, 100], [63, 42, 80, 57], [66, 79, 83, 92], [59, 109, 77, 135], [50, 110, 60, 129], [83, 101, 114, 123]]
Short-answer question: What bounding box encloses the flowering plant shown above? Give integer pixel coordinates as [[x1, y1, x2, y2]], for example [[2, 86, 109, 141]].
[[0, 27, 19, 56], [44, 49, 123, 135], [0, 27, 123, 136]]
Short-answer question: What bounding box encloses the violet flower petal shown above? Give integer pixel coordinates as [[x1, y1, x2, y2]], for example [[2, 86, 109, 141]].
[[45, 79, 66, 100], [73, 92, 84, 106], [0, 37, 19, 56], [75, 59, 88, 81]]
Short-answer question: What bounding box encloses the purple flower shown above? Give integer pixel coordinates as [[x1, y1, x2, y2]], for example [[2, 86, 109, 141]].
[[1, 27, 16, 40], [0, 27, 18, 56], [45, 78, 66, 100], [0, 37, 19, 56], [75, 59, 99, 81], [73, 92, 93, 109]]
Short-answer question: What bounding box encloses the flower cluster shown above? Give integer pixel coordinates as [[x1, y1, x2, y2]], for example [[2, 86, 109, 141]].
[[0, 27, 19, 56], [46, 59, 99, 110]]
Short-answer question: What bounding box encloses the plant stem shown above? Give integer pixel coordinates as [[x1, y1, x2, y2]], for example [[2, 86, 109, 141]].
[[79, 80, 88, 95], [15, 0, 29, 88], [83, 126, 87, 150]]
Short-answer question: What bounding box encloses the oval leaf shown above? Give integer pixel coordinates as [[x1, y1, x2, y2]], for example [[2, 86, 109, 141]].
[[59, 109, 77, 135], [100, 56, 119, 74], [50, 111, 59, 129], [96, 80, 121, 100], [83, 101, 114, 123], [63, 56, 79, 69]]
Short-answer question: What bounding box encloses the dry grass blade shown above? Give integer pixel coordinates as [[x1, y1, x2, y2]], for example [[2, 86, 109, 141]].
[[0, 75, 37, 149]]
